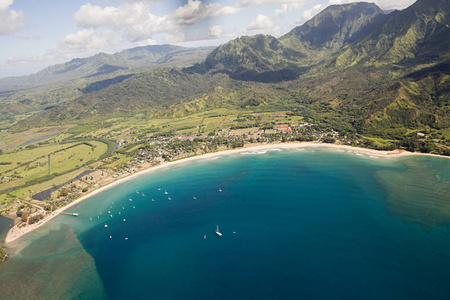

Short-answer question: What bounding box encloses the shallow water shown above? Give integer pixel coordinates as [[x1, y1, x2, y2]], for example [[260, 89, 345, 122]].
[[1, 148, 449, 299], [0, 216, 13, 241]]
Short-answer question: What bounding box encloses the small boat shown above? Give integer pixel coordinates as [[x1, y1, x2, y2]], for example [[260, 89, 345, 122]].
[[123, 219, 126, 222], [164, 190, 168, 195], [168, 197, 172, 201], [151, 198, 155, 202], [109, 236, 112, 239], [125, 237, 128, 240], [133, 205, 135, 209], [158, 188, 161, 191], [104, 224, 108, 228], [118, 211, 121, 215], [129, 198, 132, 202], [204, 234, 206, 239], [108, 211, 111, 214], [215, 225, 222, 237], [90, 217, 92, 221], [193, 196, 197, 200], [136, 190, 139, 194], [110, 214, 113, 218], [219, 188, 222, 192], [142, 193, 145, 197]]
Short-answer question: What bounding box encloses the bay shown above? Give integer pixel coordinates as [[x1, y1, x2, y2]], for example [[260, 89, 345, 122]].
[[1, 147, 449, 299]]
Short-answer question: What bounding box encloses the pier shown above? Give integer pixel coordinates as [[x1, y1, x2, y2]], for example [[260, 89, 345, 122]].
[[60, 212, 79, 217]]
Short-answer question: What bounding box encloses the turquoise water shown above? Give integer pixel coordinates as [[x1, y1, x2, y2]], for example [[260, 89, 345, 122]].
[[1, 147, 450, 299]]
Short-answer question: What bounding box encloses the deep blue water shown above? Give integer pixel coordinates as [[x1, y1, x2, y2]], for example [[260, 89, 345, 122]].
[[1, 147, 450, 299]]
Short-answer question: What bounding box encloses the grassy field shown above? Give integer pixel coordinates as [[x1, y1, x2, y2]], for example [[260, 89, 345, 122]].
[[0, 125, 72, 150], [8, 166, 92, 199], [0, 140, 109, 191]]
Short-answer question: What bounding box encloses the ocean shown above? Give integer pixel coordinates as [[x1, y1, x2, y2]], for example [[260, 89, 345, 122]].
[[1, 147, 449, 299]]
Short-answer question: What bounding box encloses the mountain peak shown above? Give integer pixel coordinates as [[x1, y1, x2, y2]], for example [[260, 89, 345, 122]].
[[280, 2, 386, 53], [188, 34, 305, 82]]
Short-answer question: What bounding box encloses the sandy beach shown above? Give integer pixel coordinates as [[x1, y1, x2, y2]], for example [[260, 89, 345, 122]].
[[3, 142, 448, 246]]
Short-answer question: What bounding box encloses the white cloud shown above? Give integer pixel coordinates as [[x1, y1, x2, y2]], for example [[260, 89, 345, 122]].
[[206, 25, 223, 39], [274, 2, 304, 18], [296, 4, 323, 24], [238, 0, 309, 9], [71, 0, 239, 43], [0, 0, 25, 35], [61, 29, 112, 50], [74, 2, 151, 29], [246, 14, 274, 31], [171, 0, 240, 26]]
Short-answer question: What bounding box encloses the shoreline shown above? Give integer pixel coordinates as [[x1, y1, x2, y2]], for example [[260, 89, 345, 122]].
[[3, 142, 449, 246]]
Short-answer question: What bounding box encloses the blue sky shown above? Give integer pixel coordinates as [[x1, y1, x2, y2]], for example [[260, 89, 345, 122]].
[[0, 0, 416, 79]]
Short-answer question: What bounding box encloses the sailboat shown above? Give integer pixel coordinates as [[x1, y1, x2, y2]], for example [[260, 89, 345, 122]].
[[215, 225, 222, 237]]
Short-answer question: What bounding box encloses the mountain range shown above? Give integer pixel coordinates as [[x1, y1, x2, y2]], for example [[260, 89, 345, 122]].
[[2, 0, 450, 142]]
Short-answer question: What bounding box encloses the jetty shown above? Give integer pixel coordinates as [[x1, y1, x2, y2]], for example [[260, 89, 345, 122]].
[[60, 212, 79, 217]]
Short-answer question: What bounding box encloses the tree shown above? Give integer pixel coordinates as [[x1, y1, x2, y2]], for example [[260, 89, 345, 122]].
[[20, 212, 28, 223]]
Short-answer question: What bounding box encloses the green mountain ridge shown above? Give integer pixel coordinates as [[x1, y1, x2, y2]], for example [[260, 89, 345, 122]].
[[188, 34, 305, 82], [333, 0, 450, 68], [279, 2, 388, 58], [0, 45, 215, 92]]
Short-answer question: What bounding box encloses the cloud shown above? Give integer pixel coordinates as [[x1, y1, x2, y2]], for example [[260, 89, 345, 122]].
[[206, 25, 223, 39], [246, 14, 274, 31], [74, 2, 151, 29], [61, 29, 112, 50], [238, 0, 308, 9], [274, 2, 304, 18], [72, 0, 239, 43], [171, 0, 240, 26], [0, 0, 25, 35], [296, 4, 324, 24]]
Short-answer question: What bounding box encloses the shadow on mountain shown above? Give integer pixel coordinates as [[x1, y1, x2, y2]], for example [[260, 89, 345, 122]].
[[404, 62, 450, 79], [83, 64, 128, 79], [80, 74, 135, 94], [212, 67, 304, 83]]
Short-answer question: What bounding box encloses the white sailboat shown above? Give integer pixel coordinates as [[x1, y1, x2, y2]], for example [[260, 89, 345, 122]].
[[215, 225, 222, 237]]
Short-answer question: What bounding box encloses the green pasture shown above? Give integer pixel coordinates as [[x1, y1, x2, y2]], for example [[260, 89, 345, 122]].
[[0, 141, 108, 191], [9, 166, 91, 200]]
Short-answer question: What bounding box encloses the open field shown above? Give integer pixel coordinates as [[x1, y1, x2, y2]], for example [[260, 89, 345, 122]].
[[0, 140, 110, 192], [0, 125, 72, 150]]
